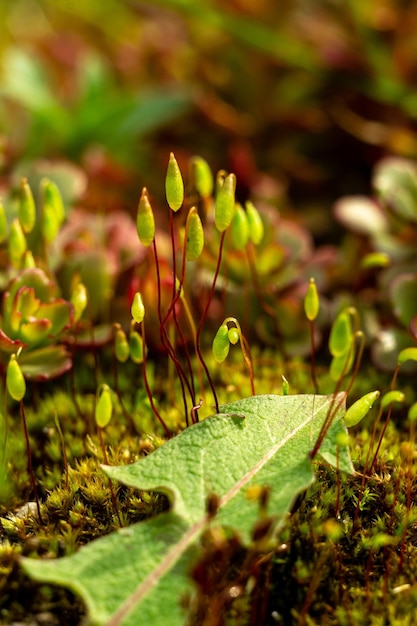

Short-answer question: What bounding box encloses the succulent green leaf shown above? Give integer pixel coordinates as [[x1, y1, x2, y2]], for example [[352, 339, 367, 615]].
[[165, 152, 184, 212], [19, 318, 52, 347], [329, 310, 352, 357], [131, 293, 145, 324], [191, 156, 213, 198], [6, 354, 26, 402], [41, 203, 60, 243], [232, 203, 249, 250], [136, 188, 155, 247], [245, 201, 264, 245], [22, 393, 352, 626], [95, 384, 113, 429], [185, 209, 204, 261], [345, 391, 380, 428], [212, 323, 230, 363], [214, 173, 236, 232], [304, 277, 320, 322], [19, 178, 36, 234], [8, 219, 27, 267], [18, 345, 72, 381], [35, 300, 73, 336]]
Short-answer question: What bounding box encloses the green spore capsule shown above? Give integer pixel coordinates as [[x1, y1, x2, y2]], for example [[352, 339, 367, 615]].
[[245, 201, 264, 245], [95, 384, 113, 429], [165, 152, 184, 212], [228, 326, 240, 345], [186, 208, 204, 261], [114, 326, 130, 363], [408, 402, 417, 423], [304, 277, 320, 322], [191, 156, 213, 198], [19, 178, 36, 234], [71, 283, 88, 323], [232, 204, 249, 250], [397, 347, 417, 366], [42, 179, 65, 229], [131, 292, 145, 324], [214, 173, 236, 233], [212, 324, 230, 363], [360, 252, 391, 269], [129, 329, 144, 363], [329, 349, 354, 382], [345, 390, 380, 428], [380, 390, 405, 410], [8, 218, 27, 267], [329, 310, 352, 357], [0, 200, 7, 243], [6, 354, 26, 402], [137, 188, 155, 247], [42, 203, 59, 243]]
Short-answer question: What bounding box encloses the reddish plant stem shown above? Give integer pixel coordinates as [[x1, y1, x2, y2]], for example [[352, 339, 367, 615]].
[[20, 400, 42, 523]]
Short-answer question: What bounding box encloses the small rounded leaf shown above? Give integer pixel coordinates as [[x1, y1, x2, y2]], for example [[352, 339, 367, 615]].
[[191, 156, 213, 198], [186, 208, 204, 261], [214, 173, 236, 232], [137, 188, 155, 247], [232, 204, 249, 250], [8, 218, 27, 267], [131, 292, 145, 324], [6, 354, 26, 402], [95, 384, 113, 429], [245, 201, 264, 245], [19, 178, 36, 234], [345, 391, 380, 428], [165, 152, 184, 212], [329, 310, 352, 357], [304, 277, 320, 322], [212, 324, 230, 363]]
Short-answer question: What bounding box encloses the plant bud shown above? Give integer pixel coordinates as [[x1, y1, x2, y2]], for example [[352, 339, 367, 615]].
[[191, 156, 213, 198], [345, 391, 380, 427], [6, 354, 26, 402], [19, 178, 36, 234], [95, 384, 113, 429], [8, 218, 27, 267], [212, 324, 230, 363], [137, 188, 155, 247], [131, 292, 145, 324], [232, 204, 249, 250], [245, 201, 264, 245], [165, 152, 184, 212], [185, 208, 204, 261], [304, 277, 320, 322], [214, 173, 236, 232]]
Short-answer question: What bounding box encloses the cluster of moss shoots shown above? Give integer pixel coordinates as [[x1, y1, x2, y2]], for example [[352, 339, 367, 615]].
[[1, 154, 417, 625]]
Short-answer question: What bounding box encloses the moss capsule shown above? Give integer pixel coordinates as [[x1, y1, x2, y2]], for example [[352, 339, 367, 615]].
[[212, 324, 230, 363], [95, 384, 113, 429], [19, 178, 36, 234], [6, 354, 26, 402], [131, 292, 145, 324], [380, 390, 405, 410], [345, 391, 380, 428], [397, 347, 417, 366], [245, 201, 264, 245], [191, 156, 213, 198], [137, 188, 155, 247], [71, 283, 88, 323], [42, 179, 65, 229], [329, 310, 352, 357], [0, 200, 7, 243], [129, 329, 144, 363], [214, 173, 236, 232], [228, 327, 240, 345], [114, 326, 130, 363], [232, 204, 249, 250], [186, 208, 204, 261], [304, 277, 320, 322], [165, 152, 184, 212], [8, 218, 27, 267]]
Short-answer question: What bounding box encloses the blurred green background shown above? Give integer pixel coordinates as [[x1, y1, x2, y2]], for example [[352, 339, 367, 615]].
[[1, 0, 417, 231]]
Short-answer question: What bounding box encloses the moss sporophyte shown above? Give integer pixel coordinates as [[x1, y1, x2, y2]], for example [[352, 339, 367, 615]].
[[2, 155, 417, 625]]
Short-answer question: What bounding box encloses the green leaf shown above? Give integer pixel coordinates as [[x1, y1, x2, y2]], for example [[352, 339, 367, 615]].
[[22, 394, 353, 626]]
